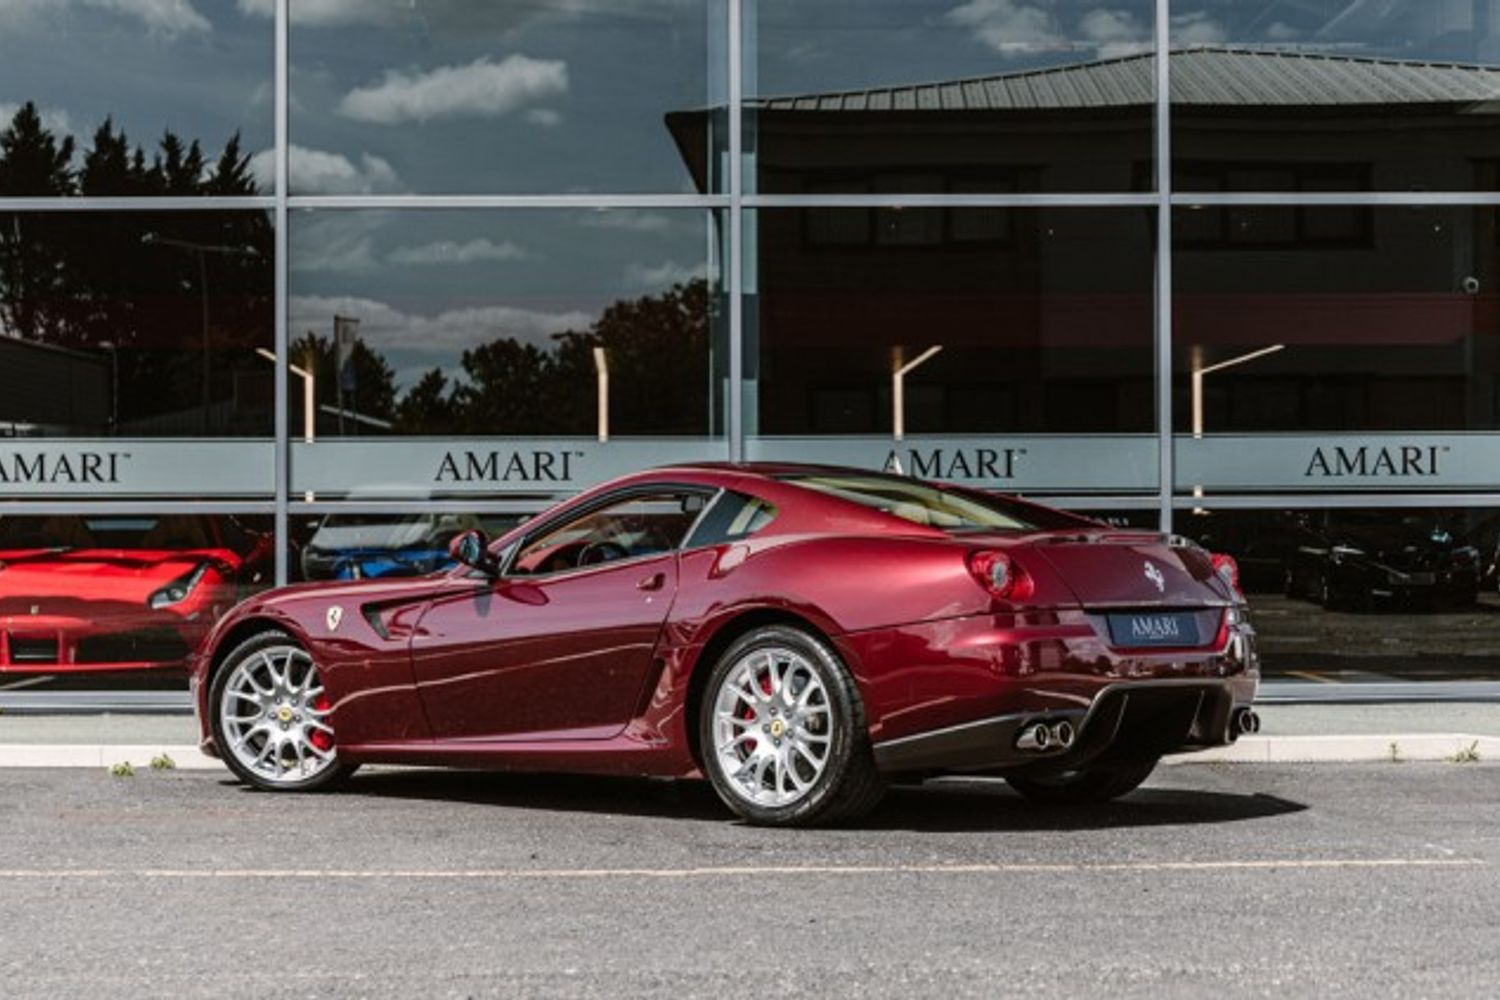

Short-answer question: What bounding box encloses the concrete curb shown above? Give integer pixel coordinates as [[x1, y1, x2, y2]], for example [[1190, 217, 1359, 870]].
[[1164, 733, 1499, 764], [1, 735, 1495, 770], [0, 744, 219, 770]]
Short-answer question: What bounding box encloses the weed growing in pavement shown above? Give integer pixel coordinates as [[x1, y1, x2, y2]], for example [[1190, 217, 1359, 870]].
[[149, 753, 176, 771], [1387, 741, 1402, 763], [1448, 741, 1481, 764], [109, 761, 135, 778]]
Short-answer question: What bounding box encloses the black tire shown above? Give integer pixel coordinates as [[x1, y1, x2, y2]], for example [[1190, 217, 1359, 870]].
[[1004, 758, 1159, 804], [209, 630, 356, 793], [698, 625, 884, 827]]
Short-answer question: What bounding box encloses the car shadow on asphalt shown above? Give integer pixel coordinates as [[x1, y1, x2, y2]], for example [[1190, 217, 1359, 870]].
[[331, 770, 1307, 832]]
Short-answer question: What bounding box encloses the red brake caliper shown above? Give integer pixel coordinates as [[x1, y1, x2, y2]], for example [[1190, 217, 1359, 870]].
[[308, 694, 334, 752]]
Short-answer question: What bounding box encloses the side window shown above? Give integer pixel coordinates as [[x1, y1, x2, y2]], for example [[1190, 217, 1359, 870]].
[[510, 491, 707, 575], [685, 491, 778, 548]]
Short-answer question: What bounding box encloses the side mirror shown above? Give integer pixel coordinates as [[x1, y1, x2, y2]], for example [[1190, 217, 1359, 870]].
[[449, 529, 498, 575]]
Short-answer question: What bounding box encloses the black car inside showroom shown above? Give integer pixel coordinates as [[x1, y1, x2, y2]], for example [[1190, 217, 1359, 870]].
[[3, 0, 1500, 691]]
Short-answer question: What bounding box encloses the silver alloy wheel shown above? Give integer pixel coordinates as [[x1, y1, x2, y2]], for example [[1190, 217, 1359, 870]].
[[711, 646, 834, 807], [219, 645, 337, 786]]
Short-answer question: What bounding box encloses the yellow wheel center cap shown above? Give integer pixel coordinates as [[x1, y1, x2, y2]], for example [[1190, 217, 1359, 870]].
[[769, 719, 786, 739], [276, 706, 294, 723]]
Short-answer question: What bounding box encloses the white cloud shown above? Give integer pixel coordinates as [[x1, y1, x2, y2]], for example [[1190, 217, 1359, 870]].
[[289, 212, 385, 274], [524, 108, 563, 128], [623, 260, 706, 290], [287, 294, 593, 356], [580, 210, 673, 233], [249, 144, 401, 195], [1172, 11, 1227, 47], [337, 55, 569, 125], [0, 0, 209, 36], [1080, 8, 1150, 60], [946, 0, 1066, 55], [387, 238, 531, 266], [83, 0, 209, 35], [1265, 21, 1301, 42], [0, 102, 74, 138]]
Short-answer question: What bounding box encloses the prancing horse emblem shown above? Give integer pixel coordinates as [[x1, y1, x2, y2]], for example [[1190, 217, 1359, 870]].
[[1143, 561, 1165, 593], [326, 605, 343, 631]]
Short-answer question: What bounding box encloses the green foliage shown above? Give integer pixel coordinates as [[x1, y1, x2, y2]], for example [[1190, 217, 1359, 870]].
[[149, 753, 177, 771], [108, 761, 135, 778], [1448, 741, 1481, 764]]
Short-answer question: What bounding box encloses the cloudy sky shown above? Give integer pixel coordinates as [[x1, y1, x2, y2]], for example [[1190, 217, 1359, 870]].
[[2, 0, 1477, 394]]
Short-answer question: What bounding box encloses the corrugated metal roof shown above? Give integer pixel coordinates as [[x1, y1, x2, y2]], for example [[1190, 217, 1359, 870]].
[[750, 47, 1500, 112]]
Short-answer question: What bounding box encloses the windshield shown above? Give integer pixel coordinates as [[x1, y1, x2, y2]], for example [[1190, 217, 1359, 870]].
[[781, 474, 1090, 533], [0, 515, 215, 550]]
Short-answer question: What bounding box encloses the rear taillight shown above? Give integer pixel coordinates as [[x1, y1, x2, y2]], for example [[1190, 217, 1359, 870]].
[[967, 550, 1035, 602], [1210, 553, 1241, 596]]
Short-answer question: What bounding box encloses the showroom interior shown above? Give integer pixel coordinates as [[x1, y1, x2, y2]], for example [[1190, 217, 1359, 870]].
[[3, 0, 1500, 685]]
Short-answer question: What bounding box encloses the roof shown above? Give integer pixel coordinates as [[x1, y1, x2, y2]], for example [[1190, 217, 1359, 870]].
[[748, 47, 1500, 113]]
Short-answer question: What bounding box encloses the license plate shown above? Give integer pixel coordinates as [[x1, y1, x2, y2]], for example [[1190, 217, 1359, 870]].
[[1106, 612, 1200, 648]]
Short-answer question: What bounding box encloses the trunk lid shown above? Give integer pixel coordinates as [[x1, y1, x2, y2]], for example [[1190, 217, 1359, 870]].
[[1024, 531, 1233, 609]]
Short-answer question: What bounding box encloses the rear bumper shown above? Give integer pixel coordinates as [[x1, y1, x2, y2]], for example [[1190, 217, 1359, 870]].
[[872, 679, 1249, 775]]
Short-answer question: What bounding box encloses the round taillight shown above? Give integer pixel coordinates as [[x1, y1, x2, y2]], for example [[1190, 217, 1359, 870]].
[[967, 550, 1033, 601]]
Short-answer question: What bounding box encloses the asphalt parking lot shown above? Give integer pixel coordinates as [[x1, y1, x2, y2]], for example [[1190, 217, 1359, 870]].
[[1, 763, 1496, 999]]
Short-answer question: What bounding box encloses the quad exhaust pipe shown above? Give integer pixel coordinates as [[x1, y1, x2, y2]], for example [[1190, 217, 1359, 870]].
[[1015, 719, 1076, 753]]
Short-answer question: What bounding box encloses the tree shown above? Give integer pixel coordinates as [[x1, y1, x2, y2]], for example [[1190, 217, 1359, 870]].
[[0, 102, 76, 342], [395, 368, 463, 434], [290, 331, 399, 432]]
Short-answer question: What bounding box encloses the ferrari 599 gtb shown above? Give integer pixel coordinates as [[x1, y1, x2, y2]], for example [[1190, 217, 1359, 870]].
[[192, 464, 1259, 826]]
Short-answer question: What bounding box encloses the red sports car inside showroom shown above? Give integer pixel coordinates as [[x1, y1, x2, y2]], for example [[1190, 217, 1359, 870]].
[[0, 515, 271, 673], [192, 464, 1258, 826]]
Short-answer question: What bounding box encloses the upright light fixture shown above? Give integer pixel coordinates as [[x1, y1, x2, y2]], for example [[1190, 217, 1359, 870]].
[[1190, 344, 1286, 438], [1189, 344, 1285, 509], [593, 346, 610, 443], [257, 347, 315, 501], [892, 345, 943, 441]]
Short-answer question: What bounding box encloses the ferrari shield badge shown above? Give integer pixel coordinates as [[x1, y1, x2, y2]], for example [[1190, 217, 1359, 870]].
[[326, 605, 343, 631], [1143, 561, 1165, 593]]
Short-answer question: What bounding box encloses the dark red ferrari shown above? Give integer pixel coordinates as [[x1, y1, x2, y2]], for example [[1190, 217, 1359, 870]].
[[193, 464, 1259, 826]]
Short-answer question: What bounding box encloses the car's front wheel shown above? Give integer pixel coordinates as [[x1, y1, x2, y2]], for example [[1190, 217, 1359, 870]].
[[210, 630, 355, 792], [1004, 758, 1158, 804], [699, 625, 884, 826]]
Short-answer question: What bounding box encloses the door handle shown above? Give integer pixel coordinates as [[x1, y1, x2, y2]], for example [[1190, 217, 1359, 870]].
[[637, 572, 666, 592]]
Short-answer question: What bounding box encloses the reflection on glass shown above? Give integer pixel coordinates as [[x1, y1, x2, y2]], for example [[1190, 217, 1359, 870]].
[[0, 5, 271, 197], [292, 511, 525, 582], [1171, 2, 1500, 191], [289, 2, 722, 194], [0, 212, 274, 438], [1181, 506, 1500, 681], [0, 514, 274, 673], [739, 0, 1154, 194], [751, 207, 1154, 434], [1173, 206, 1500, 433], [288, 209, 725, 441]]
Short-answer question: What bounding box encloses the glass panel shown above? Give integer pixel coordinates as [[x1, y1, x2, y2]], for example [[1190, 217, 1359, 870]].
[[1174, 206, 1500, 435], [1180, 505, 1500, 682], [0, 211, 274, 499], [0, 6, 271, 197], [0, 513, 275, 676], [288, 208, 726, 498], [291, 511, 526, 582], [512, 491, 707, 575], [289, 1, 724, 194], [747, 0, 1155, 194], [1171, 1, 1500, 192]]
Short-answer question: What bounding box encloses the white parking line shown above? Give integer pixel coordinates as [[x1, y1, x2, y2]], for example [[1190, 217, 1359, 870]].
[[0, 676, 55, 691], [0, 858, 1481, 881]]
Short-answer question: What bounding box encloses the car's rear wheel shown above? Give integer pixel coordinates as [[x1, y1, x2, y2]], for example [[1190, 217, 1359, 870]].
[[210, 631, 355, 792], [699, 625, 884, 827], [1004, 758, 1158, 804]]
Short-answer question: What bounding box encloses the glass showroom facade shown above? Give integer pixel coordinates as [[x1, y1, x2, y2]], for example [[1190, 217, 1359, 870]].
[[4, 1, 1500, 683]]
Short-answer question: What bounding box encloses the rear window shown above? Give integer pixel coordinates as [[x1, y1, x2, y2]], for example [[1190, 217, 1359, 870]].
[[685, 491, 778, 547], [781, 474, 1086, 533]]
